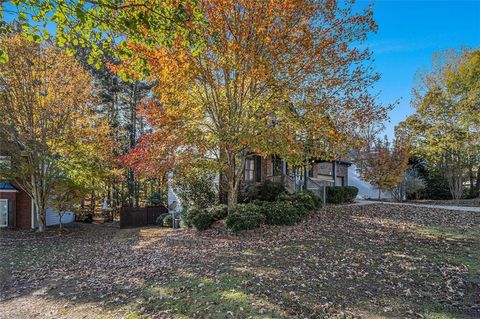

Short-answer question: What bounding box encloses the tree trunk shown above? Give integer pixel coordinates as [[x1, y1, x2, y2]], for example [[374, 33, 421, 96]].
[[58, 214, 63, 229], [35, 201, 46, 232], [227, 181, 238, 210], [476, 166, 480, 196], [378, 188, 381, 200], [224, 150, 246, 211]]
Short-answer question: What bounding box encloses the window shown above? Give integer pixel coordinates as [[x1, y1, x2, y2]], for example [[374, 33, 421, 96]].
[[245, 158, 255, 182], [308, 163, 314, 177], [272, 156, 282, 176], [0, 199, 8, 227]]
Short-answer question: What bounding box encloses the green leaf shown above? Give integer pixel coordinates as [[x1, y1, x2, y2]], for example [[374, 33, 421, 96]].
[[0, 50, 9, 63]]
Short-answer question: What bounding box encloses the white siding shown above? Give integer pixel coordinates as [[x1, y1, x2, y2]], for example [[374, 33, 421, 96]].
[[45, 208, 75, 226]]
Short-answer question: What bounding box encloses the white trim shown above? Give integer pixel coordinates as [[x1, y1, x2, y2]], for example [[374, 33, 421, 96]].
[[0, 189, 18, 193], [31, 198, 35, 229], [0, 198, 8, 227]]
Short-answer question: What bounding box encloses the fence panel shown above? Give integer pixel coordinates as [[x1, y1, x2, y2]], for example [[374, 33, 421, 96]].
[[120, 206, 167, 228]]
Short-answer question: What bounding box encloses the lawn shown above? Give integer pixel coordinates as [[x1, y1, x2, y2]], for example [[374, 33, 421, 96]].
[[1, 204, 479, 319]]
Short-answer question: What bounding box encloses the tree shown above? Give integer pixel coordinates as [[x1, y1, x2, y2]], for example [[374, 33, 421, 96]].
[[356, 135, 410, 200], [48, 178, 84, 229], [120, 0, 388, 209], [75, 45, 160, 209], [390, 166, 426, 202], [0, 35, 112, 231], [401, 49, 480, 199], [0, 0, 203, 66]]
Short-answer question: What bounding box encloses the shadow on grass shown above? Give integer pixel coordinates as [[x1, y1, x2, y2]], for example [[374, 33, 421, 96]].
[[136, 273, 284, 319], [1, 205, 480, 318]]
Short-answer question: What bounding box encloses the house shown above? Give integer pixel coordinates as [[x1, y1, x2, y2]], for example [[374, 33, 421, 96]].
[[0, 181, 33, 229], [0, 181, 75, 229], [242, 155, 351, 192]]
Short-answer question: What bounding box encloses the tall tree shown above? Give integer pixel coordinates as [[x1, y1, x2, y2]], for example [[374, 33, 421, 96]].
[[120, 0, 387, 209], [0, 35, 112, 231], [401, 49, 480, 199]]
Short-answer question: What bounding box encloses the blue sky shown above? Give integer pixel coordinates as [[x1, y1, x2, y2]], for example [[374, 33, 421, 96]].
[[362, 0, 480, 138]]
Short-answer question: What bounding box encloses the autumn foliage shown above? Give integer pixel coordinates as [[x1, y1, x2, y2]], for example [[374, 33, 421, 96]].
[[0, 35, 113, 230], [119, 0, 388, 207]]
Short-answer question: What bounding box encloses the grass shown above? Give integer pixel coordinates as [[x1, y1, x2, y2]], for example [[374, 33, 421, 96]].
[[1, 204, 479, 318], [413, 225, 480, 273], [140, 273, 283, 319]]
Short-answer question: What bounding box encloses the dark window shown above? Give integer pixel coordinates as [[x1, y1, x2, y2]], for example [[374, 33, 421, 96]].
[[272, 156, 282, 176], [255, 156, 262, 182], [245, 158, 255, 182], [308, 163, 314, 177]]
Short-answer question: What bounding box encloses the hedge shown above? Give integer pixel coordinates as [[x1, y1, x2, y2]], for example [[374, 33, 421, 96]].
[[225, 203, 266, 232], [326, 186, 358, 204], [188, 207, 215, 231], [259, 201, 303, 225]]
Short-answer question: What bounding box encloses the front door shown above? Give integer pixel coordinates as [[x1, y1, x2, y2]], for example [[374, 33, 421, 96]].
[[0, 199, 8, 227]]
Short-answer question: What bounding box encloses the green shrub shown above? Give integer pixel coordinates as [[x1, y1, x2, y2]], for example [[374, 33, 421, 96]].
[[155, 213, 170, 226], [173, 170, 218, 209], [225, 204, 266, 232], [260, 201, 303, 226], [210, 204, 228, 220], [343, 186, 358, 203], [148, 191, 165, 206], [326, 186, 358, 204], [179, 208, 191, 227], [188, 206, 216, 231], [304, 190, 323, 208], [239, 180, 286, 203], [287, 192, 317, 211], [163, 214, 173, 227], [256, 180, 286, 201], [277, 191, 321, 211]]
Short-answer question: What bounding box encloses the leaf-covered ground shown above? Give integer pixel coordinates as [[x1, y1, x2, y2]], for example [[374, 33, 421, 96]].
[[1, 204, 479, 319], [409, 198, 480, 208]]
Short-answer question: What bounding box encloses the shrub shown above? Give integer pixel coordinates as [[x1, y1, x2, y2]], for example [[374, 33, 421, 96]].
[[285, 192, 318, 211], [256, 180, 286, 202], [148, 191, 164, 206], [326, 186, 344, 204], [260, 201, 303, 226], [174, 170, 218, 209], [163, 214, 173, 227], [179, 208, 191, 227], [326, 186, 358, 204], [239, 180, 286, 203], [304, 190, 323, 209], [155, 213, 170, 226], [188, 206, 216, 231], [343, 186, 358, 203], [277, 191, 321, 211], [225, 204, 266, 232], [210, 204, 228, 220]]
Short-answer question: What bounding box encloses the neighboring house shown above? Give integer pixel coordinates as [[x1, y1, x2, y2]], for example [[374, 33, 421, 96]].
[[0, 181, 75, 229], [242, 155, 351, 193]]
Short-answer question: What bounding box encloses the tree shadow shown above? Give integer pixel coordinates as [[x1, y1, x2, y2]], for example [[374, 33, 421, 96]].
[[1, 204, 479, 318]]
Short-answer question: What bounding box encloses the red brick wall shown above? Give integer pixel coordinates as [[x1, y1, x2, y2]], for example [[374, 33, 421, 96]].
[[15, 188, 32, 229]]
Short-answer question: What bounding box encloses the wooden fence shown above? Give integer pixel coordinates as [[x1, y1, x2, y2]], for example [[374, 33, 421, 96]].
[[119, 206, 168, 228]]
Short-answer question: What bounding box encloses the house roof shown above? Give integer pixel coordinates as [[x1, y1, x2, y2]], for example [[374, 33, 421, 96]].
[[0, 181, 18, 190], [315, 159, 352, 166]]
